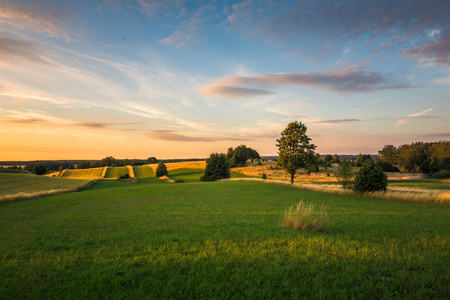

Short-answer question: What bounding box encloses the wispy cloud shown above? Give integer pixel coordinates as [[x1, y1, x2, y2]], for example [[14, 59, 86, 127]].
[[204, 65, 412, 96], [315, 119, 361, 124], [416, 132, 450, 138], [0, 35, 51, 64], [0, 1, 73, 41], [201, 85, 276, 97], [147, 130, 244, 142], [398, 37, 450, 66], [409, 108, 433, 117]]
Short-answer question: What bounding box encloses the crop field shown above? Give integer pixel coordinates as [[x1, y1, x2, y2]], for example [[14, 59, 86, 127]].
[[103, 166, 129, 179], [62, 167, 104, 180], [0, 173, 91, 202], [149, 160, 206, 174], [132, 165, 155, 178], [0, 174, 448, 298]]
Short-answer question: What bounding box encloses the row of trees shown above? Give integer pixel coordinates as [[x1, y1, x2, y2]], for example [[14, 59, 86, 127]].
[[226, 145, 260, 167], [379, 141, 449, 174]]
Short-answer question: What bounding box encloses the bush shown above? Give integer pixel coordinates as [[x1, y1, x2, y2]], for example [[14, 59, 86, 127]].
[[119, 174, 130, 180], [376, 160, 400, 172], [353, 160, 388, 192], [282, 201, 329, 232], [261, 173, 267, 180], [201, 153, 230, 182], [32, 165, 47, 175], [335, 161, 354, 189], [431, 170, 450, 178], [155, 162, 168, 177]]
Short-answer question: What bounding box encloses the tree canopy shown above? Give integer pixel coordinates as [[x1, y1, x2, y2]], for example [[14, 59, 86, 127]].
[[276, 121, 316, 184]]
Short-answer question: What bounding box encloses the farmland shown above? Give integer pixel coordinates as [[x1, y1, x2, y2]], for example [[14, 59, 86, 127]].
[[62, 167, 105, 180], [103, 166, 129, 179], [0, 173, 92, 203], [132, 165, 155, 178], [0, 177, 448, 298]]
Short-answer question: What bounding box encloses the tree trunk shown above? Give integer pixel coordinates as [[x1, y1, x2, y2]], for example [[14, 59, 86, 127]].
[[290, 172, 295, 184]]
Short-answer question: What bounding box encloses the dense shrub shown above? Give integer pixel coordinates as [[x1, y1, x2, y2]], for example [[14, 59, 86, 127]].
[[155, 162, 168, 177], [119, 174, 130, 180], [353, 160, 388, 192], [32, 165, 47, 175], [431, 170, 450, 178], [201, 153, 230, 182], [377, 160, 400, 172]]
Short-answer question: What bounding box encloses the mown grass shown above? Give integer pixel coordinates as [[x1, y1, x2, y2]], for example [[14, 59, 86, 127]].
[[103, 166, 129, 179], [0, 173, 91, 200], [0, 180, 448, 298], [132, 165, 155, 178], [62, 168, 104, 179]]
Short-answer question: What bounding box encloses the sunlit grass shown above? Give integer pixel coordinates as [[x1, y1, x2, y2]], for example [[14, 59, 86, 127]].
[[62, 167, 104, 179], [282, 200, 329, 231], [1, 179, 448, 298], [103, 166, 129, 179]]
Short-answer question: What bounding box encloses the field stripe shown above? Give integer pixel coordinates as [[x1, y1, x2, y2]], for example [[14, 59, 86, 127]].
[[127, 165, 135, 178]]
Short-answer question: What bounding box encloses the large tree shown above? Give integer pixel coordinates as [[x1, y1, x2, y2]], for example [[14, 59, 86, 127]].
[[276, 121, 316, 184]]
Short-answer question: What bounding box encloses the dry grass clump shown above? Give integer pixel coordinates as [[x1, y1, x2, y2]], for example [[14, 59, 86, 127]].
[[282, 200, 329, 231]]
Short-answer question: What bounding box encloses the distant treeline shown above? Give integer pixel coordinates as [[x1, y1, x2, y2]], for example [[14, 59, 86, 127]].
[[378, 141, 449, 175]]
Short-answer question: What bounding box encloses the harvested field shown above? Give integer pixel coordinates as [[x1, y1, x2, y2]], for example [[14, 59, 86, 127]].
[[62, 168, 104, 179]]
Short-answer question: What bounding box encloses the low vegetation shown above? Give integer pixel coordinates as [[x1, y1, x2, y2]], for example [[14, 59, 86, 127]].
[[353, 159, 388, 192], [155, 162, 168, 177], [0, 173, 92, 203], [201, 153, 230, 181], [0, 180, 448, 298], [282, 200, 329, 231]]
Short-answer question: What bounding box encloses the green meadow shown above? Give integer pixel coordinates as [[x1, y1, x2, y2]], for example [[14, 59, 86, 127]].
[[0, 173, 449, 299], [103, 166, 129, 179], [132, 165, 154, 178], [0, 173, 91, 199]]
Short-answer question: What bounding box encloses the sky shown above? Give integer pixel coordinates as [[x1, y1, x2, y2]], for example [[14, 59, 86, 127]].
[[0, 0, 449, 160]]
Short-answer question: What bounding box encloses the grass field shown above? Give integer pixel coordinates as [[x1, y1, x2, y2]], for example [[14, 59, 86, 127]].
[[389, 180, 450, 190], [0, 178, 448, 298], [103, 166, 129, 179], [0, 173, 90, 202], [62, 168, 104, 179], [132, 165, 155, 178]]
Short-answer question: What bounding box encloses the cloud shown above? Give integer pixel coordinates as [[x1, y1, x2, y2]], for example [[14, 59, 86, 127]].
[[225, 1, 450, 45], [396, 119, 408, 125], [201, 85, 276, 97], [416, 132, 450, 138], [147, 130, 244, 142], [315, 119, 361, 124], [205, 66, 412, 95], [5, 118, 44, 123], [409, 108, 433, 117], [0, 35, 51, 64], [398, 37, 450, 66], [0, 1, 72, 41], [71, 121, 140, 129], [434, 77, 450, 85]]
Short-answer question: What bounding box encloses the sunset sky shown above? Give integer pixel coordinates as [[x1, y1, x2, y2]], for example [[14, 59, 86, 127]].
[[1, 0, 449, 160]]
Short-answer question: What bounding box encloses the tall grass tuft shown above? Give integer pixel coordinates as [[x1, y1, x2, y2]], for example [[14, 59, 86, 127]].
[[282, 200, 329, 231]]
